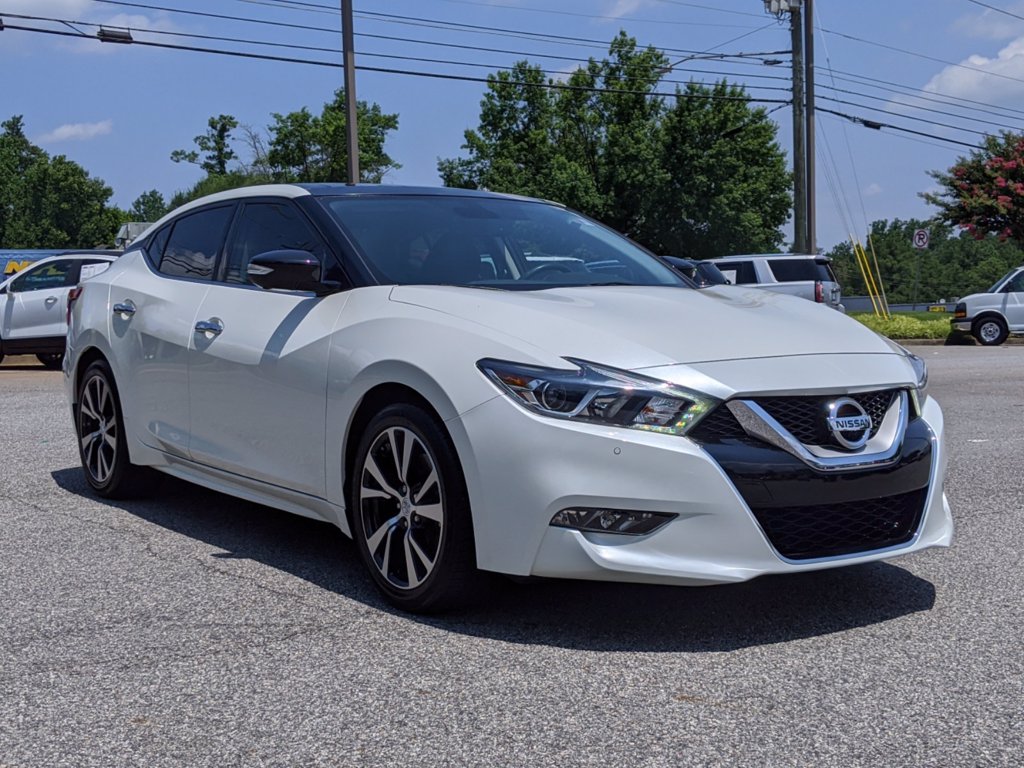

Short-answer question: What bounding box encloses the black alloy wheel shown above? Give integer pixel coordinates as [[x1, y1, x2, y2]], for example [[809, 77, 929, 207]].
[[350, 403, 480, 613], [76, 360, 156, 498]]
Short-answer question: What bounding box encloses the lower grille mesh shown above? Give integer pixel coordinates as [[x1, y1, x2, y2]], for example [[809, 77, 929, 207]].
[[750, 488, 928, 560]]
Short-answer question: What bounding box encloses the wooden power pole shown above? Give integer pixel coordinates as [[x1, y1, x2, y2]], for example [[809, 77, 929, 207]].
[[341, 0, 360, 184]]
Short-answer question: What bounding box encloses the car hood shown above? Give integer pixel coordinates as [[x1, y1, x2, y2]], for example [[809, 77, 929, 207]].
[[389, 284, 895, 369]]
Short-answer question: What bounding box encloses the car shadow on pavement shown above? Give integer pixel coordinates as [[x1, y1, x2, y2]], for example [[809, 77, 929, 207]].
[[52, 467, 937, 653]]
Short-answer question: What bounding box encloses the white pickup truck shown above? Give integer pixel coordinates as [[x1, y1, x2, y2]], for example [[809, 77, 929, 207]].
[[951, 266, 1024, 345]]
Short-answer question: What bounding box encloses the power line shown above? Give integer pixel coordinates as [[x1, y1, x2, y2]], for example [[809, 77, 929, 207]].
[[817, 95, 993, 137], [818, 107, 981, 149], [820, 25, 1024, 87], [0, 22, 793, 105], [234, 0, 765, 29], [963, 0, 1024, 22]]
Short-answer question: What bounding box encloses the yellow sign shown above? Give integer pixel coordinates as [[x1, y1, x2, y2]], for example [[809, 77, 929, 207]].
[[3, 260, 33, 275], [928, 305, 947, 313]]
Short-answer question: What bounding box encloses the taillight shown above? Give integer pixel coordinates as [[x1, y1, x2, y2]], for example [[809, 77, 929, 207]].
[[67, 285, 83, 324], [814, 281, 824, 303]]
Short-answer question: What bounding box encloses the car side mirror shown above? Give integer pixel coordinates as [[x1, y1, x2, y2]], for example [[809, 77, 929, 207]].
[[246, 250, 340, 296]]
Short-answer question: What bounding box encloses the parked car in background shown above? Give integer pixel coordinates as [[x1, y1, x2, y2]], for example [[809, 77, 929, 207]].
[[65, 185, 950, 613], [662, 256, 731, 287], [713, 253, 844, 311], [951, 266, 1024, 345], [0, 252, 117, 368]]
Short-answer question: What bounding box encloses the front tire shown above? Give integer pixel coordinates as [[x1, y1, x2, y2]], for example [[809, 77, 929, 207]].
[[973, 316, 1008, 346], [76, 360, 156, 498], [37, 352, 63, 370], [350, 403, 479, 613]]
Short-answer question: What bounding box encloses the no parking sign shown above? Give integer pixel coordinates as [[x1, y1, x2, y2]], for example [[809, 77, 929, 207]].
[[912, 229, 930, 249]]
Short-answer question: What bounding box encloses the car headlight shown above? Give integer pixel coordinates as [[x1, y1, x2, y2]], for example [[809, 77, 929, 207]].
[[477, 358, 719, 436]]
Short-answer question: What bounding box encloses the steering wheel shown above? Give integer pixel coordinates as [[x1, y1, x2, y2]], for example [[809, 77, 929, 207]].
[[523, 262, 575, 280]]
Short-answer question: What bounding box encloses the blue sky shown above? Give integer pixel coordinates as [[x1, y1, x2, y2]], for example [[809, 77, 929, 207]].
[[3, 0, 1024, 252]]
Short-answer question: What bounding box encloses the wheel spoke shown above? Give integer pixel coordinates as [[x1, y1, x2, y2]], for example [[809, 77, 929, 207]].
[[364, 453, 401, 500], [414, 469, 438, 504], [408, 531, 435, 572], [81, 429, 100, 452], [81, 385, 99, 421], [360, 486, 392, 501], [403, 531, 421, 588], [102, 427, 117, 449], [366, 517, 397, 553], [414, 503, 443, 524]]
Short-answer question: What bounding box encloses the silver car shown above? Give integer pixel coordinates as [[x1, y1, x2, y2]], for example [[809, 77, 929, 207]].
[[712, 253, 844, 311], [0, 252, 117, 368]]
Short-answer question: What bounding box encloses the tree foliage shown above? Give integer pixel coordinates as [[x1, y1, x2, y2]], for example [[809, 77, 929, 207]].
[[924, 131, 1024, 244], [171, 114, 239, 176], [826, 218, 1024, 303], [438, 33, 791, 257], [0, 116, 126, 248], [129, 189, 168, 222], [267, 89, 401, 183]]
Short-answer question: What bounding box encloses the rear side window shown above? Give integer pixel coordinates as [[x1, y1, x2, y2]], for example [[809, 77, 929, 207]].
[[9, 259, 76, 292], [718, 261, 757, 284], [768, 259, 834, 282], [148, 226, 171, 263], [225, 202, 324, 284], [160, 206, 234, 281]]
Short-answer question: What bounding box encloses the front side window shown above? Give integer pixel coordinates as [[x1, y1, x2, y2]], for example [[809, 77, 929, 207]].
[[160, 206, 234, 281], [9, 259, 75, 292], [1003, 271, 1024, 293], [321, 196, 684, 289], [225, 202, 324, 284]]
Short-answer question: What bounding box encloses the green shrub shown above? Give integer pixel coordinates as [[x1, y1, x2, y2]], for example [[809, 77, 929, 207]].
[[850, 312, 951, 339]]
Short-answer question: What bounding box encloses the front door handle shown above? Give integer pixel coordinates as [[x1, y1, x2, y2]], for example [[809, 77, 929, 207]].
[[45, 296, 59, 305], [113, 300, 136, 317], [194, 319, 223, 336]]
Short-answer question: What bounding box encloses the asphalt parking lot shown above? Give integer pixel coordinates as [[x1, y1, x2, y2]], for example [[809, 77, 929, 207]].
[[1, 347, 1022, 767]]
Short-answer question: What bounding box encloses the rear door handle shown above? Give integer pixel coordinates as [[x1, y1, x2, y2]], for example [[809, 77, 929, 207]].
[[194, 319, 223, 336], [45, 296, 59, 305], [113, 300, 136, 317]]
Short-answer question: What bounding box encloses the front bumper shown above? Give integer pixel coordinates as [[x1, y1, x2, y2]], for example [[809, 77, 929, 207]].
[[951, 319, 971, 332], [455, 392, 951, 584]]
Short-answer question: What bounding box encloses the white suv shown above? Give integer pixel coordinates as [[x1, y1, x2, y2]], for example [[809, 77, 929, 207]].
[[0, 253, 116, 368], [712, 253, 844, 311], [951, 266, 1024, 345]]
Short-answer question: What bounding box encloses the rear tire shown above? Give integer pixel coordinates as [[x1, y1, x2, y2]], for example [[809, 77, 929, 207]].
[[973, 317, 1008, 346], [76, 360, 157, 499], [37, 352, 63, 370], [349, 403, 480, 613]]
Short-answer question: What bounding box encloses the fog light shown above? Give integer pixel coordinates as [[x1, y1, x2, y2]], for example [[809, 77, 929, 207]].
[[551, 508, 676, 536]]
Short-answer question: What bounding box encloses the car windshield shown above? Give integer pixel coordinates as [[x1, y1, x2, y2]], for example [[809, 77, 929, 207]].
[[321, 195, 686, 290], [988, 268, 1022, 293]]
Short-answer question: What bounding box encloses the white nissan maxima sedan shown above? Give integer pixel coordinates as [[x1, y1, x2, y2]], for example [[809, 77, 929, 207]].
[[64, 185, 953, 612]]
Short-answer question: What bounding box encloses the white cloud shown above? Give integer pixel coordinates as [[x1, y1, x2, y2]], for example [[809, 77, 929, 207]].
[[605, 0, 653, 21], [36, 120, 113, 143], [864, 182, 883, 197], [954, 2, 1024, 40], [2, 0, 92, 14], [921, 35, 1024, 105]]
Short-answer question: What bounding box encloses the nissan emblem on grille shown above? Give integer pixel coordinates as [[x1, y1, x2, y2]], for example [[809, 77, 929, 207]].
[[826, 398, 873, 450]]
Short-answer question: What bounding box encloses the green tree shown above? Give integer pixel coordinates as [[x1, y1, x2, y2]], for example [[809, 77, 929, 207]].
[[168, 170, 267, 210], [129, 189, 168, 222], [171, 114, 239, 175], [0, 116, 126, 248], [826, 218, 1024, 304], [439, 33, 791, 255], [267, 89, 400, 183]]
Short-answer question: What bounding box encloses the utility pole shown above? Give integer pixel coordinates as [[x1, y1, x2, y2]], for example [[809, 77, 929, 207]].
[[804, 0, 816, 254], [789, 2, 807, 254], [341, 0, 360, 184], [765, 0, 815, 254]]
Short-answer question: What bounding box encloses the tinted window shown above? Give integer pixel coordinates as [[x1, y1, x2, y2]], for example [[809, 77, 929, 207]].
[[1005, 272, 1024, 293], [322, 196, 683, 289], [10, 259, 76, 292], [226, 202, 323, 284], [160, 207, 233, 280], [148, 226, 171, 263], [767, 259, 834, 282], [718, 261, 758, 284]]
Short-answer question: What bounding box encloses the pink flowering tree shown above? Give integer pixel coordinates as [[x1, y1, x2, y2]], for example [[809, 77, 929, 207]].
[[924, 131, 1024, 243]]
